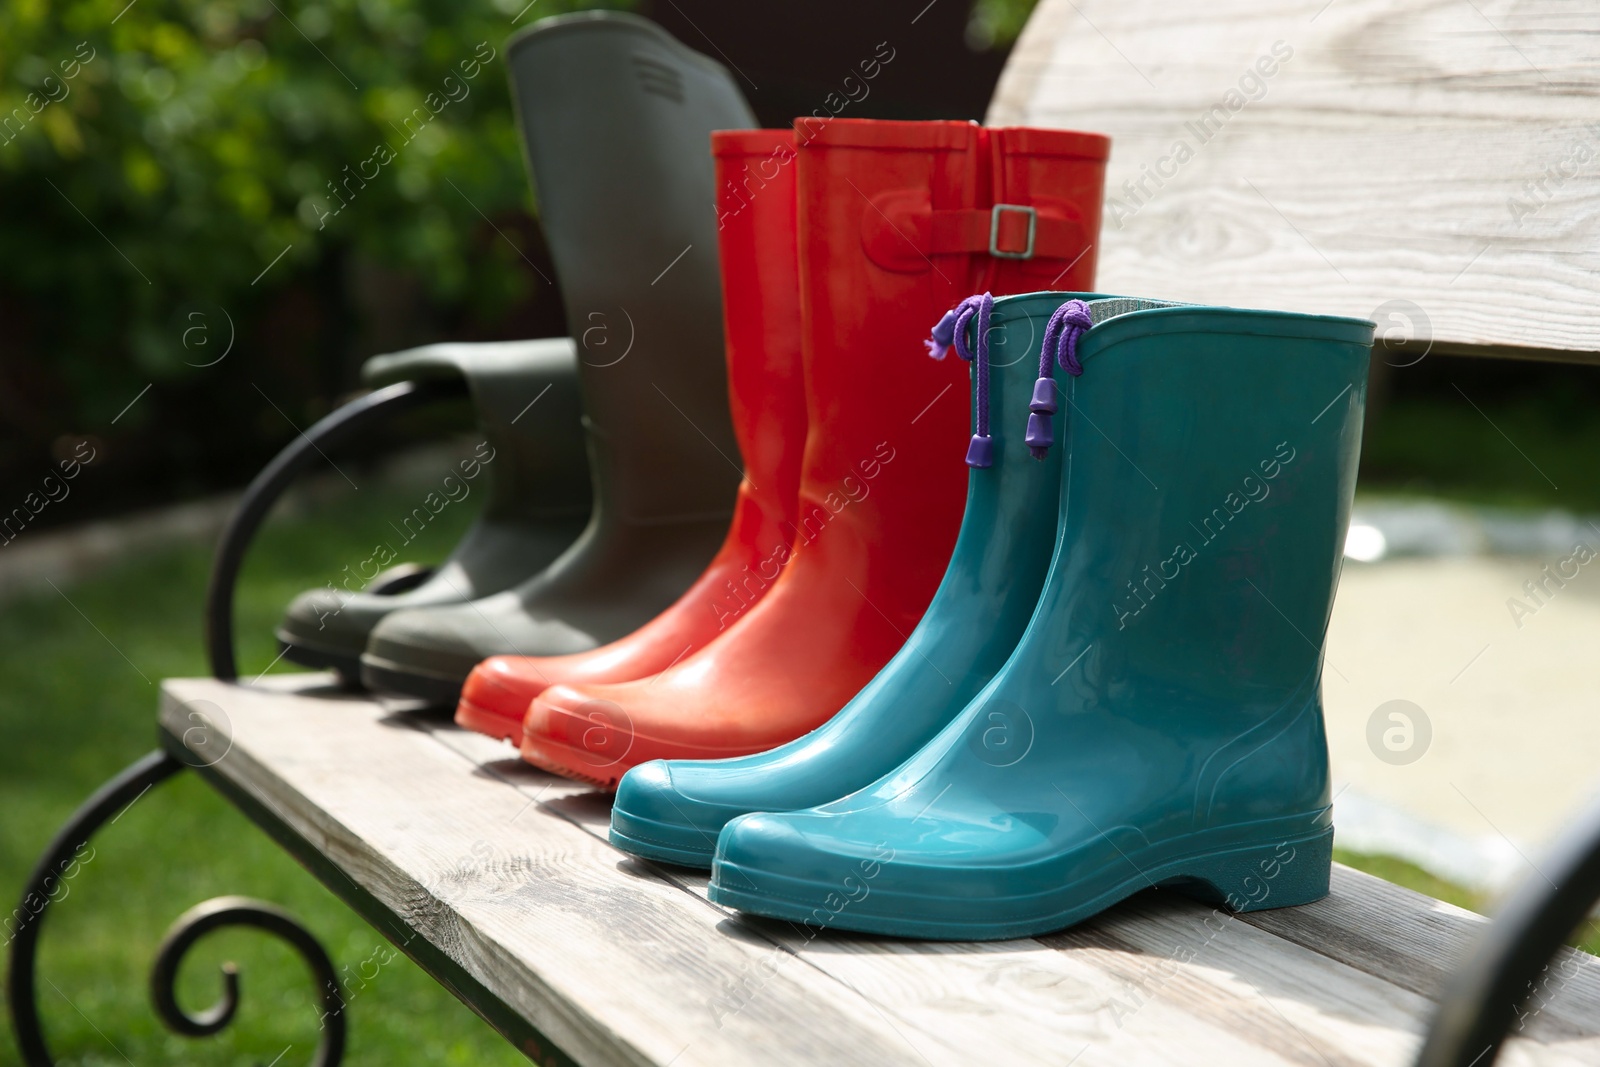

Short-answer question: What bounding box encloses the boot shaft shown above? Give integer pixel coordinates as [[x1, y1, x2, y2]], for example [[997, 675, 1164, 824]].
[[983, 127, 1110, 293], [360, 339, 591, 524], [1037, 301, 1371, 820], [935, 292, 1110, 592], [855, 297, 1371, 839], [712, 130, 805, 536], [508, 14, 752, 523], [786, 120, 1110, 608], [1054, 305, 1370, 685]]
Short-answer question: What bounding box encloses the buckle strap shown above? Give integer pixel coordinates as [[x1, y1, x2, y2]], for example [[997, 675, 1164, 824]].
[[926, 206, 1081, 260], [990, 204, 1036, 259], [859, 189, 1087, 273]]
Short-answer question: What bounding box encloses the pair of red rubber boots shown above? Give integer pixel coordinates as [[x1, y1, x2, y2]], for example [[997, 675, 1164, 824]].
[[457, 118, 1109, 788]]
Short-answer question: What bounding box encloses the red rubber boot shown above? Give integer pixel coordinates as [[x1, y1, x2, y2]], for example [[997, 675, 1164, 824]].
[[523, 119, 1109, 788], [456, 129, 806, 741]]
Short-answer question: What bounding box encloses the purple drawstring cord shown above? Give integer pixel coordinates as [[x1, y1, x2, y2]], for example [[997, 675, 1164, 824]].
[[926, 293, 995, 468], [1026, 298, 1093, 459]]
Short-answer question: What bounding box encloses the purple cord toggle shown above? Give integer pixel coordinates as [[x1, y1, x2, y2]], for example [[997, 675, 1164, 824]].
[[1024, 410, 1053, 453], [925, 308, 960, 360], [1029, 377, 1057, 414], [1028, 299, 1094, 459], [926, 293, 995, 468]]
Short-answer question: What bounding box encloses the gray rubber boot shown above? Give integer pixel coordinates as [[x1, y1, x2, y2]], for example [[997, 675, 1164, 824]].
[[275, 339, 590, 679], [361, 13, 755, 703]]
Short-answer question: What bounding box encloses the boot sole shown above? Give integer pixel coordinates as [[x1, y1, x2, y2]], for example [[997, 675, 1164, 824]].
[[454, 696, 524, 744], [609, 825, 718, 869], [358, 653, 468, 707], [519, 734, 630, 792], [608, 806, 719, 869], [275, 633, 364, 684], [710, 825, 1334, 941], [521, 729, 761, 792]]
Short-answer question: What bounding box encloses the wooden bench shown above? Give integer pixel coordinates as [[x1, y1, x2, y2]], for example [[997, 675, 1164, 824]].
[[134, 675, 1597, 1066]]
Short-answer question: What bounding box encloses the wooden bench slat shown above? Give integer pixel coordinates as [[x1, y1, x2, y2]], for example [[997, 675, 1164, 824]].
[[1241, 866, 1600, 1044], [162, 678, 924, 1067], [160, 676, 1600, 1065], [989, 0, 1600, 362]]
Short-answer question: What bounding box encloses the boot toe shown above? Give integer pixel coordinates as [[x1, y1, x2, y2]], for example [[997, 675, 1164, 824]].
[[714, 809, 900, 882], [609, 761, 734, 868], [276, 587, 378, 668], [521, 684, 641, 789], [364, 603, 498, 683], [709, 803, 1073, 939], [524, 678, 751, 785], [709, 810, 889, 923], [456, 656, 545, 740]]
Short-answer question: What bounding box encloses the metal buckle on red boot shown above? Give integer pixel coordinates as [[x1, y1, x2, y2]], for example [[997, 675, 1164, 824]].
[[989, 204, 1038, 260]]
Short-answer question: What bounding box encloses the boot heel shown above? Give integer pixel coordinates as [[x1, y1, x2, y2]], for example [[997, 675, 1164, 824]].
[[1161, 828, 1333, 913]]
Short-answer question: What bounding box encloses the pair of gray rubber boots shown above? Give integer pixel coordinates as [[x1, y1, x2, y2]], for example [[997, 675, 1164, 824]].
[[275, 13, 753, 703]]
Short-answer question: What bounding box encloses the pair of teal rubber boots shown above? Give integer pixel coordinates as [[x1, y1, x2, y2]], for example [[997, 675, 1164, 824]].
[[610, 290, 1374, 940]]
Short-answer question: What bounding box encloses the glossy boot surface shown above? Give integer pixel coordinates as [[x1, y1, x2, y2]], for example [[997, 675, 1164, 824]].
[[610, 292, 1110, 866], [277, 339, 590, 680], [361, 14, 756, 704], [522, 120, 1110, 788], [457, 130, 806, 741], [710, 297, 1374, 939]]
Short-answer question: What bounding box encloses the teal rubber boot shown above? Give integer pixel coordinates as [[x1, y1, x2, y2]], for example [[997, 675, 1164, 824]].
[[610, 292, 1127, 867], [611, 292, 1126, 870], [709, 296, 1373, 940]]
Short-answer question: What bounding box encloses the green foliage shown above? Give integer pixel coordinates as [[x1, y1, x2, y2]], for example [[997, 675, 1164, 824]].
[[965, 0, 1039, 50], [1361, 395, 1600, 513], [0, 0, 623, 415]]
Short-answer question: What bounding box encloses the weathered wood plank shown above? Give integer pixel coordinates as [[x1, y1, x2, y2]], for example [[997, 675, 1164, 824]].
[[664, 828, 1600, 1064], [990, 0, 1600, 360], [448, 750, 1600, 1063], [162, 675, 1600, 1065], [160, 676, 928, 1067], [1238, 865, 1600, 1046]]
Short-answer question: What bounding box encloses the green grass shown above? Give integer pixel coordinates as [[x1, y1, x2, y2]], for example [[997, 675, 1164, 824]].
[[0, 479, 528, 1066], [1334, 849, 1484, 912]]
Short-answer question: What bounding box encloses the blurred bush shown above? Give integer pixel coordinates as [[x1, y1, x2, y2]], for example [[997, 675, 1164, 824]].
[[0, 0, 1035, 529], [0, 0, 624, 524], [965, 0, 1038, 50]]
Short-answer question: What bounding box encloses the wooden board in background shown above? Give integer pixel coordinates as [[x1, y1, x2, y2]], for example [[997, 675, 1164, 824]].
[[990, 0, 1600, 361]]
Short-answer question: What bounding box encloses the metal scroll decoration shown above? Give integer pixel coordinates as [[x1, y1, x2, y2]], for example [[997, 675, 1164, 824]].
[[6, 750, 347, 1065], [10, 377, 477, 1063]]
